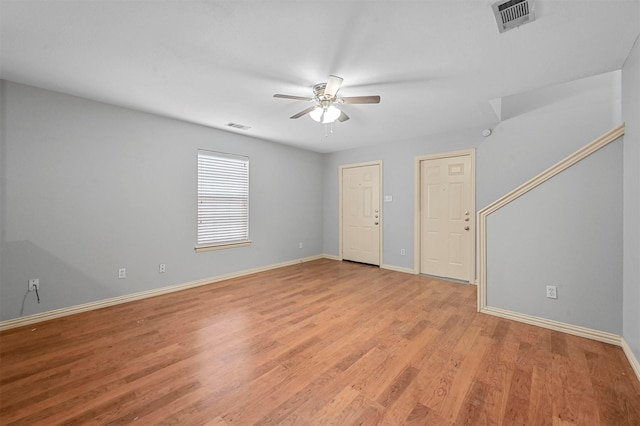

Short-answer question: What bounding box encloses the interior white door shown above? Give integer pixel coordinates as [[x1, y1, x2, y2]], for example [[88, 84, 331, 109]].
[[420, 155, 472, 281], [342, 164, 381, 266]]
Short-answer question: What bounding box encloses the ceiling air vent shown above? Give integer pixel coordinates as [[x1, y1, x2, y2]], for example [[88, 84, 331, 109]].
[[492, 0, 535, 33], [226, 122, 251, 130]]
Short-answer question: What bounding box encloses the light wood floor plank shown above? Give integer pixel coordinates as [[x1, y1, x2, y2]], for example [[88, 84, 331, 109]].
[[1, 259, 639, 425]]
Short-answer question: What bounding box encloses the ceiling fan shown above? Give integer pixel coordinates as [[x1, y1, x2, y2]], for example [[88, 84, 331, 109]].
[[274, 75, 381, 124]]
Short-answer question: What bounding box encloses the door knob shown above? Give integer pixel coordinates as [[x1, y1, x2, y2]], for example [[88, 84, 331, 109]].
[[464, 226, 470, 231], [374, 222, 379, 225]]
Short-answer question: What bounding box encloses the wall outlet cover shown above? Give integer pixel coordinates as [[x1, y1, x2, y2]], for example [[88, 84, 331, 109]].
[[28, 278, 40, 291]]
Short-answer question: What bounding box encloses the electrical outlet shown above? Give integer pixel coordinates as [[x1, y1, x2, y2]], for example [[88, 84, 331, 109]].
[[28, 279, 40, 291], [546, 285, 557, 299], [118, 268, 126, 279], [400, 249, 406, 256], [159, 263, 166, 273], [299, 242, 303, 249]]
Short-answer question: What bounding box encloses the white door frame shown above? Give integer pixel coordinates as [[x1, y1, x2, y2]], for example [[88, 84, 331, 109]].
[[413, 149, 476, 282], [339, 160, 383, 265]]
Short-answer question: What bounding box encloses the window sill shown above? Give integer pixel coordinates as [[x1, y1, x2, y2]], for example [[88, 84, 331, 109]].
[[195, 241, 252, 253]]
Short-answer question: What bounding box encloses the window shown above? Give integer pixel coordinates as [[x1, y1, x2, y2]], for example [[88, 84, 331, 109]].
[[196, 150, 250, 251]]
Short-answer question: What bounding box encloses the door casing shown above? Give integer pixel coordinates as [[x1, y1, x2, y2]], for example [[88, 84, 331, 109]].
[[413, 149, 476, 282], [339, 161, 383, 265]]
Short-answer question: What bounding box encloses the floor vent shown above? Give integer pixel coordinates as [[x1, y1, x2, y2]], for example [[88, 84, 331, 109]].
[[226, 122, 251, 130], [492, 0, 535, 33]]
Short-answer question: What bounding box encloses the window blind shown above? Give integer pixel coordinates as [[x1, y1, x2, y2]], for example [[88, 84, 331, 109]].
[[197, 150, 249, 247]]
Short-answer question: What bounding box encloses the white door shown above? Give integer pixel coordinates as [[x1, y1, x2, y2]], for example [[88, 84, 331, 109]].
[[342, 164, 381, 266], [420, 155, 472, 281]]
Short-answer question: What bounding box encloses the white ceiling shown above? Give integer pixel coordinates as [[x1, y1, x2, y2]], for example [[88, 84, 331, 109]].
[[1, 1, 638, 153]]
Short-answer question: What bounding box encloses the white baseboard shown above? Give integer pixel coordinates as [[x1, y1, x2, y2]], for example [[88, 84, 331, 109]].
[[480, 306, 622, 346], [323, 254, 341, 261], [381, 264, 417, 275], [0, 254, 327, 332], [621, 338, 640, 383]]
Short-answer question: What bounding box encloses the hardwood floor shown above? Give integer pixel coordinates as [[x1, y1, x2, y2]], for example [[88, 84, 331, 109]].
[[1, 259, 639, 425]]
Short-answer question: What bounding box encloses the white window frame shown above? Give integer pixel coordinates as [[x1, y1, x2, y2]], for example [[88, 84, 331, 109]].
[[195, 150, 250, 252]]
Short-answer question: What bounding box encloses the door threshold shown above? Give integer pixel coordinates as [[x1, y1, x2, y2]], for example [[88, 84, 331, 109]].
[[419, 273, 470, 285], [343, 260, 380, 268]]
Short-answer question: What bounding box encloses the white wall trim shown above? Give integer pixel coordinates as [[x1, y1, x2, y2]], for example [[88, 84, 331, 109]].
[[621, 338, 640, 383], [0, 254, 327, 332], [414, 149, 476, 279], [381, 264, 417, 275], [481, 306, 622, 345], [323, 253, 341, 261], [477, 124, 625, 312]]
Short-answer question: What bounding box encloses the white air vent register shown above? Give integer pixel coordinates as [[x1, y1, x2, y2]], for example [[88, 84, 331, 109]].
[[492, 0, 535, 33]]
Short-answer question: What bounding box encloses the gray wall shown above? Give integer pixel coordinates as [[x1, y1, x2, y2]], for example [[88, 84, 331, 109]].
[[323, 72, 621, 272], [622, 36, 640, 362], [322, 129, 483, 269], [0, 80, 5, 297], [476, 71, 621, 209], [1, 56, 636, 353], [0, 81, 324, 321], [486, 140, 623, 333], [322, 71, 624, 337], [479, 72, 624, 333]]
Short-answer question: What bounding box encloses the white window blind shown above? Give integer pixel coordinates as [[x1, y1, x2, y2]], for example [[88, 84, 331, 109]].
[[197, 150, 249, 248]]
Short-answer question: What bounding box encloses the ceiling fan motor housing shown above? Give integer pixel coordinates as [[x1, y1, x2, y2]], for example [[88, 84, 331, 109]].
[[313, 83, 334, 101]]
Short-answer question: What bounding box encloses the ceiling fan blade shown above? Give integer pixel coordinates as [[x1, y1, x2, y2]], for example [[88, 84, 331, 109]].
[[324, 75, 343, 98], [338, 111, 350, 122], [274, 94, 314, 101], [290, 106, 317, 119], [339, 95, 381, 104]]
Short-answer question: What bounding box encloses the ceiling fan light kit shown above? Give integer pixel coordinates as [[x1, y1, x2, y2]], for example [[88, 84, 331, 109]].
[[273, 75, 381, 128], [310, 105, 341, 124]]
